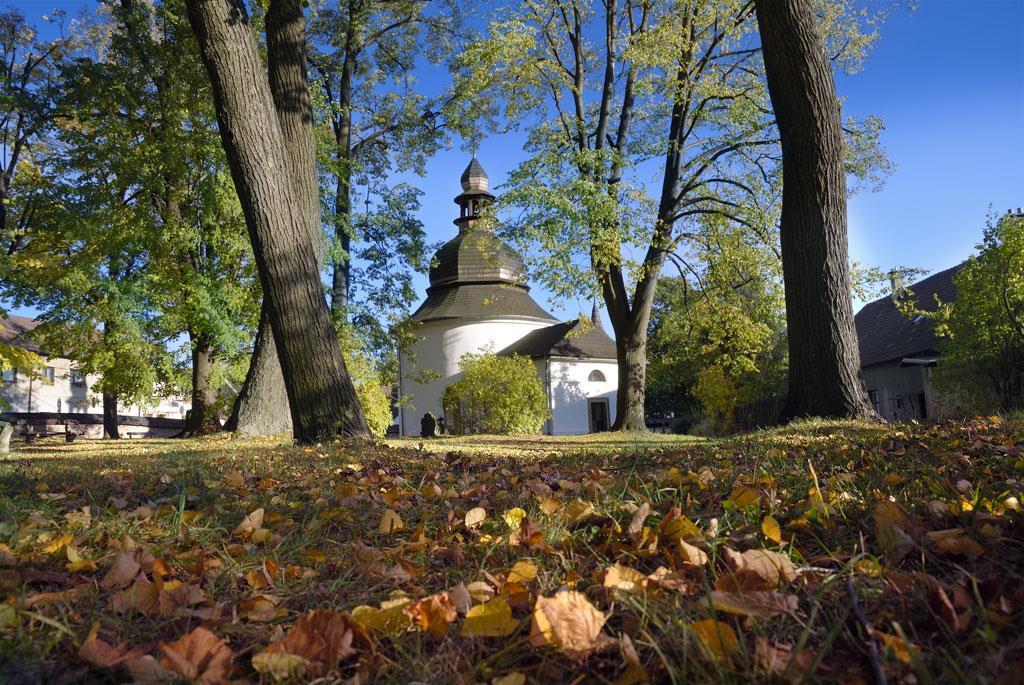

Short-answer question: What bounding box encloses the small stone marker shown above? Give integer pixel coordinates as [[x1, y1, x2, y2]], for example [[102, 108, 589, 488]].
[[420, 412, 437, 438], [0, 421, 11, 455]]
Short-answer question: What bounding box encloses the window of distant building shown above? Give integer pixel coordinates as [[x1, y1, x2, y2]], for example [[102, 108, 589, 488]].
[[42, 366, 55, 384], [868, 389, 879, 411], [70, 370, 86, 387], [2, 369, 15, 383], [588, 370, 606, 382]]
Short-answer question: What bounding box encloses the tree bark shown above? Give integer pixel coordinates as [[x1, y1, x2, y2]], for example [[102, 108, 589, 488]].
[[224, 303, 292, 435], [225, 0, 331, 437], [182, 332, 219, 435], [102, 390, 120, 439], [186, 0, 368, 442], [755, 0, 874, 421], [330, 49, 356, 315]]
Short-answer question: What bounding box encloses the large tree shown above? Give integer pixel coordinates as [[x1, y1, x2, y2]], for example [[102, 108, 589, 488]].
[[460, 0, 886, 430], [755, 0, 874, 420], [185, 0, 369, 442]]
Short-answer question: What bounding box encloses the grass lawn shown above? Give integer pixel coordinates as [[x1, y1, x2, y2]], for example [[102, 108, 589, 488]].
[[1, 417, 1023, 683], [385, 430, 707, 457]]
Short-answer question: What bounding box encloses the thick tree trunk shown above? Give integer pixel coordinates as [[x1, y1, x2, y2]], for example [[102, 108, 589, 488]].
[[613, 333, 648, 431], [224, 303, 292, 435], [186, 0, 368, 442], [224, 0, 329, 437], [182, 332, 219, 435], [102, 390, 119, 440], [755, 0, 873, 421]]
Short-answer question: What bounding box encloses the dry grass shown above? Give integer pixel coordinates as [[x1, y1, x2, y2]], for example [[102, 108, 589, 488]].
[[0, 417, 1022, 683]]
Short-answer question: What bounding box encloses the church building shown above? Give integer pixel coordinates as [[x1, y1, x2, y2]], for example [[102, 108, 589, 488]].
[[397, 158, 619, 436]]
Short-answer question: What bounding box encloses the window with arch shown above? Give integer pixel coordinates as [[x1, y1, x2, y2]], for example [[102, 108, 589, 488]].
[[588, 369, 606, 383]]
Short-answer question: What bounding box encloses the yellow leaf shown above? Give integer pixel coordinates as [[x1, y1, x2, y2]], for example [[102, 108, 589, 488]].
[[465, 507, 487, 529], [461, 597, 518, 637], [251, 652, 309, 681], [467, 581, 495, 604], [761, 516, 782, 544], [251, 528, 272, 544], [42, 533, 72, 555], [234, 508, 265, 538], [537, 496, 562, 516], [564, 500, 598, 525], [660, 513, 702, 542], [677, 540, 709, 567], [351, 598, 413, 636], [689, 618, 738, 663], [503, 507, 527, 531], [492, 673, 526, 685], [876, 630, 919, 665], [601, 563, 647, 593], [377, 509, 404, 534], [728, 485, 761, 508], [507, 560, 537, 584], [529, 590, 610, 659]]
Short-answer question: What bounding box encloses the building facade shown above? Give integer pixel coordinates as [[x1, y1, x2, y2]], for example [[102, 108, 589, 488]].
[[854, 265, 960, 422], [397, 159, 619, 435], [0, 313, 190, 420]]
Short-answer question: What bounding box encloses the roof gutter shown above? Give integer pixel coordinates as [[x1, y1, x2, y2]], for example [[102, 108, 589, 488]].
[[900, 357, 938, 367]]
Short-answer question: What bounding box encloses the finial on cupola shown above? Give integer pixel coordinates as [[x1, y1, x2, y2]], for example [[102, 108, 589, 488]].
[[460, 156, 489, 193], [591, 300, 604, 331]]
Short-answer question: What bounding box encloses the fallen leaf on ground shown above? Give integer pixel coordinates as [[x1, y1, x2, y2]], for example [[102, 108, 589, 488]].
[[529, 590, 613, 659], [159, 626, 234, 685], [719, 547, 796, 590], [707, 590, 799, 619], [462, 597, 518, 637], [689, 618, 738, 663], [257, 610, 369, 677], [404, 592, 457, 639], [377, 509, 404, 533]]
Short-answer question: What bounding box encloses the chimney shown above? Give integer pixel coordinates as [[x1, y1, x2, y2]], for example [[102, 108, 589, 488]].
[[889, 269, 904, 302], [1009, 207, 1024, 217]]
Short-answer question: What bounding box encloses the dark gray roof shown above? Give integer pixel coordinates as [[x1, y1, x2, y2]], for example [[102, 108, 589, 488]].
[[498, 319, 618, 360], [411, 283, 556, 323], [429, 228, 526, 288], [0, 314, 42, 353], [855, 264, 961, 368]]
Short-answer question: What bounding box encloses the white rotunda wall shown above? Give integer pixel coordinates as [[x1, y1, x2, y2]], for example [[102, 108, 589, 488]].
[[398, 317, 552, 435]]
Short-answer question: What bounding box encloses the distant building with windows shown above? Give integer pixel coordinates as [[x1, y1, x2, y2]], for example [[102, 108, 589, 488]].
[[397, 158, 619, 435], [854, 265, 961, 422], [0, 313, 189, 420]]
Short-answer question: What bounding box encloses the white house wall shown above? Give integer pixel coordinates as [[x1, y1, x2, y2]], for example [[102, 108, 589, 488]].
[[1, 356, 102, 414], [398, 318, 552, 435], [0, 355, 191, 419], [546, 359, 618, 435]]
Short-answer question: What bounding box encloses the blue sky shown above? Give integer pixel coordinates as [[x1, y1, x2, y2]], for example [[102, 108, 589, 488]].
[[8, 0, 1024, 323]]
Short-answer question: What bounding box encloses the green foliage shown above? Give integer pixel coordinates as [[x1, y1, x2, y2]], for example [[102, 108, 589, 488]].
[[456, 0, 890, 309], [0, 1, 257, 409], [925, 213, 1024, 412], [648, 238, 787, 434], [443, 352, 549, 435], [338, 324, 393, 437], [307, 0, 476, 365]]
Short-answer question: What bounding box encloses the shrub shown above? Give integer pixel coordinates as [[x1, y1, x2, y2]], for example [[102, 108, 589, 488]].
[[443, 352, 549, 435], [338, 325, 393, 437]]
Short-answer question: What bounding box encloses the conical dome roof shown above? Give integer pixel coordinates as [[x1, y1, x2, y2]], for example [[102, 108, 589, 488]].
[[428, 229, 525, 288], [411, 158, 556, 324], [460, 157, 489, 192]]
